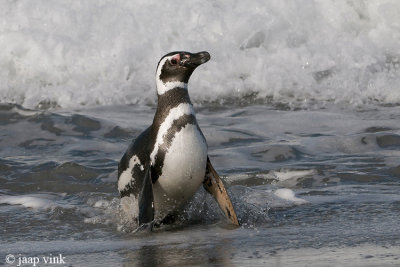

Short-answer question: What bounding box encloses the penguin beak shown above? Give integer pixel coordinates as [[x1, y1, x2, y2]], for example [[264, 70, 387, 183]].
[[181, 51, 211, 68]]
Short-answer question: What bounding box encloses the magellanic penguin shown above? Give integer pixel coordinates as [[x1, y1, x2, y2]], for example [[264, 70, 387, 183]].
[[118, 51, 239, 228]]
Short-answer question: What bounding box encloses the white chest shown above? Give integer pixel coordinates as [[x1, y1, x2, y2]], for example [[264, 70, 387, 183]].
[[152, 123, 208, 220]]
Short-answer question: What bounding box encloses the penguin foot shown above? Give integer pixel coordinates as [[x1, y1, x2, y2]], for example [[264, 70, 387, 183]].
[[133, 221, 155, 233]]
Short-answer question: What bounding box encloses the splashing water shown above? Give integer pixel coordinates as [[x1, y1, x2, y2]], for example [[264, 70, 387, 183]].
[[1, 0, 400, 108]]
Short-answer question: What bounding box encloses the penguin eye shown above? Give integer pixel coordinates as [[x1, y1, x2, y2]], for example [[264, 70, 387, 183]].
[[169, 54, 180, 66], [170, 58, 178, 65]]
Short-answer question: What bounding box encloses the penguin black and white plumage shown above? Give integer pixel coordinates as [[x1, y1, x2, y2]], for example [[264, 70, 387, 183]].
[[118, 51, 238, 228]]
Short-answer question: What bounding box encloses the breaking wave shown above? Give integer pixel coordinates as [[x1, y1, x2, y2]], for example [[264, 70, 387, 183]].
[[1, 0, 400, 109]]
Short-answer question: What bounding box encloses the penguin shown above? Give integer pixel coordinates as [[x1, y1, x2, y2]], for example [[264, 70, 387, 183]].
[[118, 51, 239, 228]]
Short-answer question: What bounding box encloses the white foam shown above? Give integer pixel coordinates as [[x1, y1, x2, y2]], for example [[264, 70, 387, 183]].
[[1, 0, 400, 108], [0, 194, 60, 209], [274, 188, 308, 205], [118, 196, 139, 230], [272, 169, 315, 182]]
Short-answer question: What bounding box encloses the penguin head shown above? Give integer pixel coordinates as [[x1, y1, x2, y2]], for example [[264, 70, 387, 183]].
[[156, 51, 210, 95]]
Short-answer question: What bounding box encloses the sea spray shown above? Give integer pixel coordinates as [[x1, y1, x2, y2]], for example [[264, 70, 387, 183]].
[[1, 0, 399, 108]]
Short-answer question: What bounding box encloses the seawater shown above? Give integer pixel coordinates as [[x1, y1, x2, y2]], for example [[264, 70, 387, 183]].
[[1, 0, 400, 266], [1, 103, 400, 266]]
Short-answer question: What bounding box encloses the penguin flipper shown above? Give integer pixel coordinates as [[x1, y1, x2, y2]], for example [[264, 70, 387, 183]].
[[138, 163, 154, 226], [203, 156, 239, 226]]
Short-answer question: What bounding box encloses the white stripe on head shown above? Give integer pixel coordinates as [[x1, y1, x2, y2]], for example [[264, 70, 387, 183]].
[[150, 103, 194, 163], [156, 55, 188, 95]]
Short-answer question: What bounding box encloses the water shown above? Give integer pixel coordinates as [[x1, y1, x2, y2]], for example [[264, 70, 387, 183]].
[[1, 0, 400, 266], [1, 103, 399, 266], [1, 0, 400, 109]]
